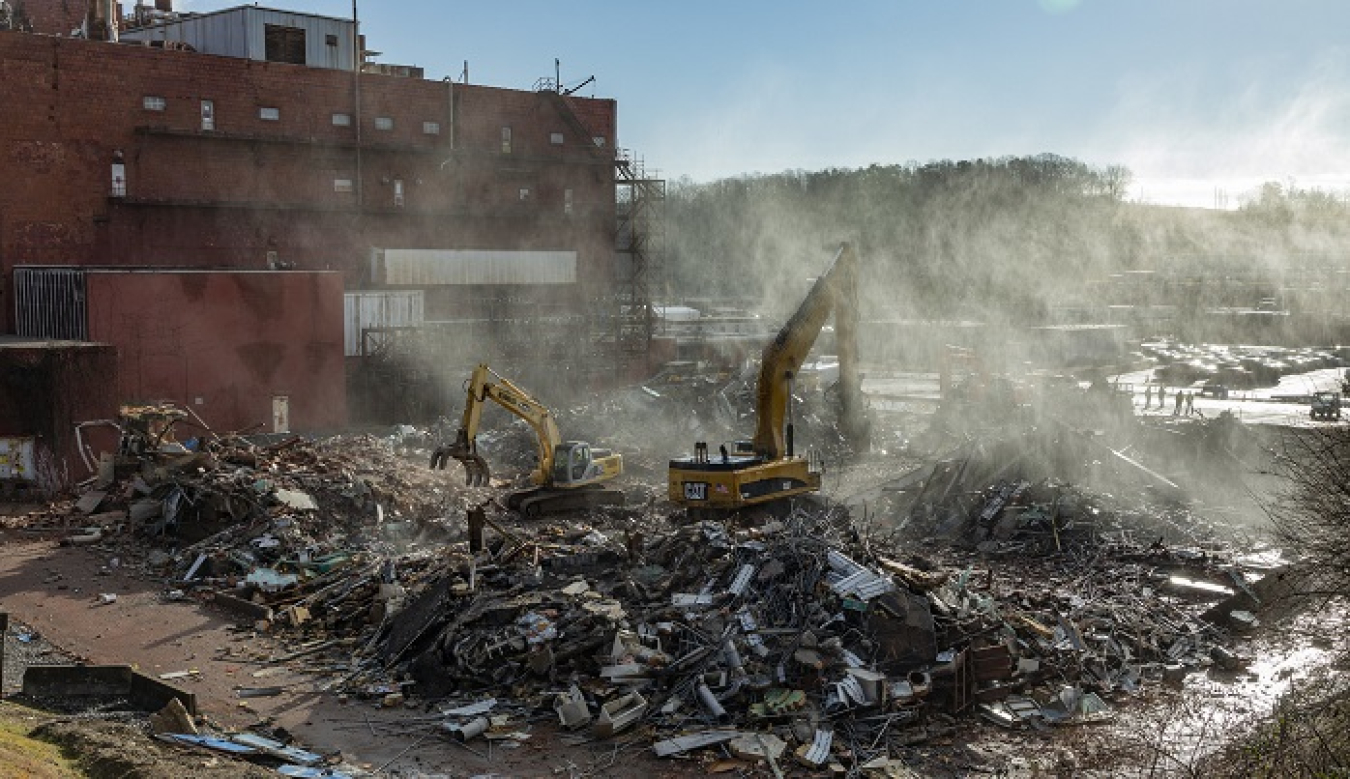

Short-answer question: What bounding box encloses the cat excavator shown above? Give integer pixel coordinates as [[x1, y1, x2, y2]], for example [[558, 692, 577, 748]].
[[430, 364, 624, 516], [668, 242, 868, 517]]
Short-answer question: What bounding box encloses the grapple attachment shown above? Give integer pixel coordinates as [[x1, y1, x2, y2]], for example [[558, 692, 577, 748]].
[[429, 430, 491, 486]]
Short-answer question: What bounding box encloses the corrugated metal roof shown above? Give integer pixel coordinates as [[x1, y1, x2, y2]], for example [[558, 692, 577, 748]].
[[374, 249, 577, 286]]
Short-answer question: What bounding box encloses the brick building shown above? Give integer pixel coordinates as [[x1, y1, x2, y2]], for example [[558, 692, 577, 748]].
[[0, 2, 644, 432], [1, 4, 618, 316]]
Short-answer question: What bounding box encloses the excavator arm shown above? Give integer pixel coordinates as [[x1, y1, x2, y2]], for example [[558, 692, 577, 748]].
[[430, 364, 563, 487], [752, 242, 864, 460]]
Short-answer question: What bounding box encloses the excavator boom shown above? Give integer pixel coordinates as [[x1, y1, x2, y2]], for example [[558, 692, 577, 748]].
[[753, 242, 864, 459]]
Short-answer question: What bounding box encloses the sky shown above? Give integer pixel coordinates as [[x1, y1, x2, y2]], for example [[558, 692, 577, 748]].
[[173, 0, 1350, 209]]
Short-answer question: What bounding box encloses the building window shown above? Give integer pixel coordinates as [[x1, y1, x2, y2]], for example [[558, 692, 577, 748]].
[[501, 126, 512, 153], [264, 24, 306, 65], [325, 34, 338, 47], [332, 112, 352, 127], [259, 106, 280, 121], [393, 179, 404, 207], [201, 100, 215, 131], [564, 188, 574, 215], [110, 154, 127, 198], [592, 136, 606, 147], [374, 116, 394, 131], [142, 95, 166, 112], [518, 187, 530, 201], [422, 121, 440, 135], [550, 132, 564, 146], [334, 178, 354, 193]]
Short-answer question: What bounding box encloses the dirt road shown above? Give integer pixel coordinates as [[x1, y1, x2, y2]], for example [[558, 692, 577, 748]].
[[0, 528, 701, 777]]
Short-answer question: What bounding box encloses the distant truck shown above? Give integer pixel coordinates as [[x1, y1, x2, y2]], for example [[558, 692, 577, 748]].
[[1311, 391, 1341, 421]]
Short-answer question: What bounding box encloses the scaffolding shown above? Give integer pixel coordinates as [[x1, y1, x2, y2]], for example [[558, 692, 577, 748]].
[[614, 148, 666, 374]]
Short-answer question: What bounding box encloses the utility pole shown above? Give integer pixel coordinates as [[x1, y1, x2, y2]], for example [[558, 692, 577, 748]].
[[352, 0, 363, 208]]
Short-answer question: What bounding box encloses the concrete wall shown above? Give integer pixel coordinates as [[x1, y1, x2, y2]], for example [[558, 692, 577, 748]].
[[83, 271, 346, 434]]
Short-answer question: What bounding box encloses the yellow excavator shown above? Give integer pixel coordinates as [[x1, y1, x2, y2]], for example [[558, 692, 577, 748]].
[[430, 364, 625, 516], [668, 242, 868, 517]]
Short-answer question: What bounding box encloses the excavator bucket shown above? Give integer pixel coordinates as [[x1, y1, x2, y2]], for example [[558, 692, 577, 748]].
[[429, 430, 491, 487], [456, 453, 491, 486]]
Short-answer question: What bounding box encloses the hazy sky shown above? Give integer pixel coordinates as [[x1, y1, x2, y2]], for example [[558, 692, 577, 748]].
[[174, 0, 1350, 209]]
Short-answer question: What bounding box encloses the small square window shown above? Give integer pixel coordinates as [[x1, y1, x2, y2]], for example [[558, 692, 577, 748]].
[[259, 106, 280, 121], [550, 132, 565, 146], [518, 187, 530, 201], [334, 178, 354, 193], [325, 34, 338, 46], [374, 116, 394, 131], [143, 95, 166, 111], [422, 121, 440, 135], [332, 113, 352, 127], [592, 136, 606, 148]]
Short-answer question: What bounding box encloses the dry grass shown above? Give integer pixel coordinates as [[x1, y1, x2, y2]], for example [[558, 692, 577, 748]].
[[0, 701, 81, 779]]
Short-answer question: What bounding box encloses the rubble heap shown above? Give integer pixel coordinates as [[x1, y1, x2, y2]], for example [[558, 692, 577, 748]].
[[44, 422, 1276, 773]]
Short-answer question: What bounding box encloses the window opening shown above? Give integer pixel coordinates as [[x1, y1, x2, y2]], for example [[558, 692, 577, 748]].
[[264, 24, 306, 65]]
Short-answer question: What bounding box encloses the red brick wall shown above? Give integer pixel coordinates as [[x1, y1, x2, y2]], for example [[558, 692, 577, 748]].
[[14, 0, 85, 36], [83, 270, 347, 434], [0, 33, 619, 325]]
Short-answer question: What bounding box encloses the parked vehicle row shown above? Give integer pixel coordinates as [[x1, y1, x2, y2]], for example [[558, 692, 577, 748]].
[[1137, 342, 1348, 390]]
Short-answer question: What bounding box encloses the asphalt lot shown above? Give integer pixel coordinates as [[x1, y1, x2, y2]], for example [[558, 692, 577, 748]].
[[863, 365, 1350, 428]]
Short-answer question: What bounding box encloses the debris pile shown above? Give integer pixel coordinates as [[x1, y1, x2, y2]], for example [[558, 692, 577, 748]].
[[35, 411, 1280, 774]]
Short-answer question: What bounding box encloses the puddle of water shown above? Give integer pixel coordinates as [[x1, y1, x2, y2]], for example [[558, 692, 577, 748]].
[[1088, 607, 1342, 776]]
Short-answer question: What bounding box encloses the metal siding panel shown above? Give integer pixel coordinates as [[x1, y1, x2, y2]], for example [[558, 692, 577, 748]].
[[343, 291, 424, 356], [378, 250, 577, 286], [14, 268, 87, 340], [244, 8, 264, 60], [124, 9, 351, 63]]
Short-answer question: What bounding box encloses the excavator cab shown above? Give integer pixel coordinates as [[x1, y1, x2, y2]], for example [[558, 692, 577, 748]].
[[553, 442, 622, 487], [553, 442, 592, 484]]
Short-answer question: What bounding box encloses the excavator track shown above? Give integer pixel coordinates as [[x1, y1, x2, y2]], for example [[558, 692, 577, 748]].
[[511, 486, 625, 517]]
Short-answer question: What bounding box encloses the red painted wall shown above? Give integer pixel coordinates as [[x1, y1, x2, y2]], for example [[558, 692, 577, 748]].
[[83, 271, 347, 434], [0, 32, 619, 325]]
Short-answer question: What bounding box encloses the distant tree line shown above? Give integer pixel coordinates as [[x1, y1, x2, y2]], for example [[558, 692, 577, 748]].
[[662, 155, 1350, 326]]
